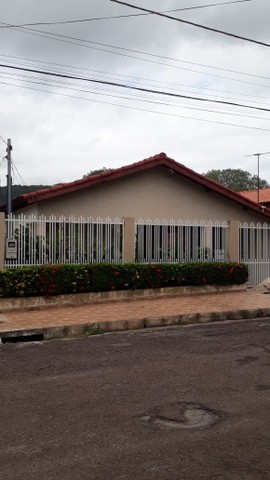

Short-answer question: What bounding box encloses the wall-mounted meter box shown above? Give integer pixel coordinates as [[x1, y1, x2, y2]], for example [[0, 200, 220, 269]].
[[5, 238, 18, 260]]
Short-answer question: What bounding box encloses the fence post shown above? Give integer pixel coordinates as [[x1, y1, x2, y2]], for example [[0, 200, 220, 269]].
[[228, 220, 239, 262], [0, 212, 5, 269], [123, 217, 135, 263]]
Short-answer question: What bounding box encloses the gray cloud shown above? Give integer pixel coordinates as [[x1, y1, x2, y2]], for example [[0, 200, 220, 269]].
[[0, 0, 269, 185]]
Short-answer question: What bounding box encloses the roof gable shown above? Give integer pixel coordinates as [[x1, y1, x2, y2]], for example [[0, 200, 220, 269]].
[[9, 152, 270, 219]]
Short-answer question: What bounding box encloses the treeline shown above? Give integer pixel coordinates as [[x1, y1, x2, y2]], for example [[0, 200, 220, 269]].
[[0, 185, 51, 204]]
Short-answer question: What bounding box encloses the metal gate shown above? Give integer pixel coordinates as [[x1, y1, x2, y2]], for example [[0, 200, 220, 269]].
[[239, 222, 270, 287]]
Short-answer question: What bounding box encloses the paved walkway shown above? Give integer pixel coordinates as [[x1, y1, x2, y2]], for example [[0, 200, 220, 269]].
[[0, 291, 270, 338]]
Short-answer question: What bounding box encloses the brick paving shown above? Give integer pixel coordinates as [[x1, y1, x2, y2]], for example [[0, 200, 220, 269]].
[[0, 290, 269, 332]]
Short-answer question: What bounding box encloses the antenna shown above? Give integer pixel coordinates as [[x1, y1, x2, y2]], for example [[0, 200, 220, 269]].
[[245, 151, 270, 203]]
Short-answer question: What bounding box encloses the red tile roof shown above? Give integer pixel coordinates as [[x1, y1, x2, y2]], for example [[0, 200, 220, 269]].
[[7, 152, 270, 219], [239, 189, 270, 204]]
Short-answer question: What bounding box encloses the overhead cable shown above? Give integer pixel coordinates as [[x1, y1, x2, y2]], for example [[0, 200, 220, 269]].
[[1, 24, 268, 90], [1, 79, 269, 132], [1, 51, 269, 84], [0, 1, 253, 28], [2, 65, 269, 105], [109, 0, 270, 47], [1, 62, 270, 114], [1, 72, 270, 121]]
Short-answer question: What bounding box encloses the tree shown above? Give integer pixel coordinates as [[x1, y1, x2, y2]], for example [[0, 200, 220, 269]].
[[83, 167, 109, 178], [203, 168, 270, 192]]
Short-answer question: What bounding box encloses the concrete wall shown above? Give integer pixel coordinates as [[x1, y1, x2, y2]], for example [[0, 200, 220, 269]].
[[25, 166, 268, 223], [15, 204, 39, 216]]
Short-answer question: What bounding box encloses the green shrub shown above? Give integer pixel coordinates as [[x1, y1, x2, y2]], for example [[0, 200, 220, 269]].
[[0, 262, 248, 298]]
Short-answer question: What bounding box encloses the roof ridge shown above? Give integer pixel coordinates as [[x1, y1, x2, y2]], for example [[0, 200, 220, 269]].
[[5, 152, 270, 219], [17, 152, 170, 200]]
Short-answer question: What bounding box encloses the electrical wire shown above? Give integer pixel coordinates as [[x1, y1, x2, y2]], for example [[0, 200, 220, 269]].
[[0, 135, 7, 145], [11, 160, 29, 190], [1, 53, 270, 104], [1, 24, 269, 91], [109, 0, 270, 47], [1, 78, 270, 132], [1, 62, 270, 114], [2, 68, 270, 109], [1, 70, 270, 120], [2, 51, 270, 86], [0, 1, 253, 28]]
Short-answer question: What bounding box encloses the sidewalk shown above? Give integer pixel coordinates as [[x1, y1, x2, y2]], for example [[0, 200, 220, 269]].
[[0, 289, 270, 341]]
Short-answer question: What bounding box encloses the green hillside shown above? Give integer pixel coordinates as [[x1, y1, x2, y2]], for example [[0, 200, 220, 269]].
[[0, 185, 51, 205]]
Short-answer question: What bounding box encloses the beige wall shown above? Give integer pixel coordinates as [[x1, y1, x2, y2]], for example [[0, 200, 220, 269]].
[[15, 204, 38, 216], [17, 166, 268, 222]]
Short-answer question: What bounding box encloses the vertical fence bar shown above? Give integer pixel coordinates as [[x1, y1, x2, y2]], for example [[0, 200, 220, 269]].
[[135, 218, 228, 265], [4, 215, 124, 268], [239, 222, 270, 287]]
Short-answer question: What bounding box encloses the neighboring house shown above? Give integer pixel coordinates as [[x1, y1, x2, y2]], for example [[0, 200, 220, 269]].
[[239, 188, 270, 208], [2, 152, 270, 222]]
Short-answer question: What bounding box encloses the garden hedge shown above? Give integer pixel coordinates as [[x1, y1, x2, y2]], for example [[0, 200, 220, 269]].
[[0, 262, 248, 298]]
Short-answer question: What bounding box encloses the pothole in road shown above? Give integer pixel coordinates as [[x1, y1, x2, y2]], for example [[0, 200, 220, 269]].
[[141, 402, 220, 430]]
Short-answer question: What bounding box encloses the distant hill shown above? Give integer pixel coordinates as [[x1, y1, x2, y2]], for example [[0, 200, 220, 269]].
[[0, 185, 51, 205]]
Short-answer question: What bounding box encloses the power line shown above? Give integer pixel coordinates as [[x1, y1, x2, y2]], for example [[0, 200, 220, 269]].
[[2, 70, 270, 120], [2, 67, 270, 109], [11, 159, 29, 190], [0, 135, 7, 145], [109, 0, 270, 48], [1, 62, 270, 114], [1, 77, 269, 132], [1, 24, 269, 90], [0, 1, 253, 28], [1, 53, 270, 104], [2, 51, 269, 85]]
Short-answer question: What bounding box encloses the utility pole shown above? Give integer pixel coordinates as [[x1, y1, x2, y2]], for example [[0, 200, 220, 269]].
[[245, 151, 270, 203], [6, 138, 12, 216]]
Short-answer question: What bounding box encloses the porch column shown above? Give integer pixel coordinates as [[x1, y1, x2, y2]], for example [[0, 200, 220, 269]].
[[123, 217, 135, 263], [228, 220, 240, 262]]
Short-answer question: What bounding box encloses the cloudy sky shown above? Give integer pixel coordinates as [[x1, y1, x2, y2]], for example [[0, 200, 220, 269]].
[[0, 0, 269, 186]]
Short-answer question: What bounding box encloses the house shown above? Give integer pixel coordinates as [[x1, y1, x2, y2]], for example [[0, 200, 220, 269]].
[[3, 152, 270, 222], [239, 188, 270, 208]]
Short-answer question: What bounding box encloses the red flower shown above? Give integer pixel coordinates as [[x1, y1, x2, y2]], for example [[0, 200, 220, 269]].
[[203, 278, 207, 283], [113, 271, 119, 276], [230, 267, 234, 274], [217, 265, 221, 270], [111, 285, 116, 290]]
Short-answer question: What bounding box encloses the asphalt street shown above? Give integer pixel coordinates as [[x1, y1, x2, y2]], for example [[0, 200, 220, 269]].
[[1, 319, 270, 480]]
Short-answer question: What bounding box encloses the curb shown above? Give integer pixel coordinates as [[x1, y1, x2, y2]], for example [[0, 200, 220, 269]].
[[1, 307, 270, 343], [0, 284, 246, 313]]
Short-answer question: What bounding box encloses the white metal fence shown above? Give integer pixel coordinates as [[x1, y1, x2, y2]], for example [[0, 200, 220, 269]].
[[9, 216, 270, 288], [136, 218, 228, 263], [5, 215, 123, 268], [239, 222, 270, 287]]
